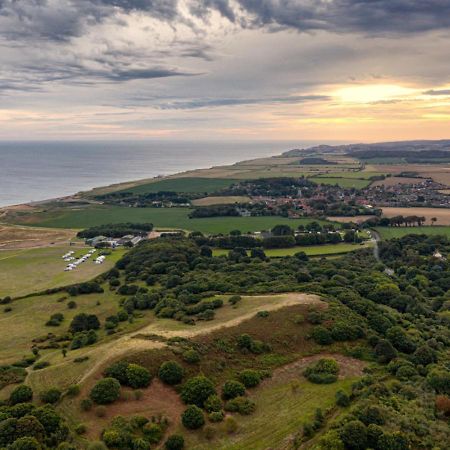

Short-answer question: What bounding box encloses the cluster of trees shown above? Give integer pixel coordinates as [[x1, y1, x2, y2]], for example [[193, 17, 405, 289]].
[[365, 215, 428, 227], [77, 222, 153, 239], [0, 385, 70, 449], [95, 190, 192, 208]]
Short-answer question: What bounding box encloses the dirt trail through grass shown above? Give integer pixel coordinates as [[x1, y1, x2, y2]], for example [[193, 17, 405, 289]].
[[76, 293, 324, 385]]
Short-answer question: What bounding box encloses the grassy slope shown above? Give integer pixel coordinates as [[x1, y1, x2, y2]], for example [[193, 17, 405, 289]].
[[118, 177, 239, 194], [310, 177, 372, 189], [185, 379, 355, 450], [375, 226, 450, 239], [17, 206, 332, 234], [213, 242, 373, 257], [0, 246, 126, 298]]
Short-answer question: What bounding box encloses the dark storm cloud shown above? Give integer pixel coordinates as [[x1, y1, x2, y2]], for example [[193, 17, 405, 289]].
[[156, 94, 330, 109], [424, 89, 450, 95]]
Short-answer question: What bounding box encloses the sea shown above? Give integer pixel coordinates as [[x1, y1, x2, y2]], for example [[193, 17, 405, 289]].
[[0, 140, 335, 207]]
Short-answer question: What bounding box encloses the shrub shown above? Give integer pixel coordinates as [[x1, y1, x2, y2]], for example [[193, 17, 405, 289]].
[[336, 390, 350, 407], [204, 394, 222, 413], [132, 437, 151, 450], [67, 385, 80, 397], [238, 369, 261, 388], [80, 398, 93, 411], [40, 388, 61, 404], [126, 364, 151, 389], [130, 415, 149, 429], [9, 437, 41, 450], [182, 349, 200, 364], [427, 368, 450, 394], [304, 359, 339, 384], [222, 380, 246, 400], [87, 442, 108, 450], [228, 295, 241, 305], [223, 416, 238, 434], [75, 423, 87, 435], [143, 423, 163, 444], [256, 310, 269, 318], [164, 434, 184, 450], [224, 396, 255, 415], [375, 339, 397, 364], [158, 361, 184, 385], [181, 376, 216, 408], [311, 326, 333, 345], [134, 390, 143, 400], [105, 361, 129, 385], [32, 361, 50, 371], [181, 405, 205, 429], [90, 378, 121, 404], [10, 385, 33, 405], [340, 420, 367, 450], [209, 411, 224, 422]]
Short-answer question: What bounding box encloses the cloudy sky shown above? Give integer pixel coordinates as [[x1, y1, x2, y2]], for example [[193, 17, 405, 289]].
[[1, 0, 450, 141]]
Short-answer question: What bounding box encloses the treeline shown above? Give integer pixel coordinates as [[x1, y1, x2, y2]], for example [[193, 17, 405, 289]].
[[364, 215, 427, 227], [189, 205, 242, 218], [77, 222, 153, 239], [96, 191, 192, 207]]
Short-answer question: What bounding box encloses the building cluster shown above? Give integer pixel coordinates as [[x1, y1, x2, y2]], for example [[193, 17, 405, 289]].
[[85, 234, 145, 248]]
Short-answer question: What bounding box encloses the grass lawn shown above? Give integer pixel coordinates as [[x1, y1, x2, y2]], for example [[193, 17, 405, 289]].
[[17, 206, 333, 234], [309, 177, 372, 189], [184, 378, 355, 450], [213, 242, 373, 257], [0, 246, 126, 298], [375, 226, 450, 239], [117, 177, 239, 194]]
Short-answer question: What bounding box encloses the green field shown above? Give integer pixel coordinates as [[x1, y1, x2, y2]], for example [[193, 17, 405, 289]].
[[375, 226, 450, 239], [314, 171, 384, 180], [0, 246, 126, 298], [310, 177, 372, 189], [213, 242, 372, 257], [17, 206, 332, 234], [185, 378, 355, 450], [117, 177, 239, 195]]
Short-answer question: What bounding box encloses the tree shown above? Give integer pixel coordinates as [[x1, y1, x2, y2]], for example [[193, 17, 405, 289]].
[[10, 385, 33, 405], [10, 437, 42, 450], [105, 361, 130, 385], [200, 245, 212, 257], [15, 415, 45, 441], [340, 420, 367, 450], [164, 435, 184, 450], [222, 380, 246, 400], [238, 369, 261, 388], [181, 405, 205, 429], [40, 388, 61, 404], [204, 394, 222, 413], [181, 376, 216, 407], [126, 364, 151, 389], [375, 339, 397, 364], [69, 313, 100, 333], [335, 390, 350, 407], [158, 361, 184, 385], [89, 378, 121, 404], [271, 224, 293, 236], [413, 345, 437, 366]]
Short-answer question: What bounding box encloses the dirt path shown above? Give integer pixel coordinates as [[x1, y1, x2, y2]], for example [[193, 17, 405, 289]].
[[77, 293, 324, 385]]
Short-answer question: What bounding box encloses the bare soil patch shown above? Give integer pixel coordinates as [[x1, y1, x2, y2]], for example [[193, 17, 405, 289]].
[[0, 225, 76, 250], [382, 207, 450, 225]]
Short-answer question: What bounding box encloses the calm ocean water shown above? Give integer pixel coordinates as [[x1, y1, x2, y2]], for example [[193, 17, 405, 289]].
[[0, 140, 331, 207]]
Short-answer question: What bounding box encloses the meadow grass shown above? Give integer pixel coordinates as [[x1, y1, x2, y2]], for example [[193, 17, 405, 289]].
[[118, 177, 239, 194], [18, 206, 332, 234], [0, 246, 126, 298], [375, 226, 450, 239], [309, 177, 372, 189], [212, 242, 372, 257], [184, 378, 355, 450]]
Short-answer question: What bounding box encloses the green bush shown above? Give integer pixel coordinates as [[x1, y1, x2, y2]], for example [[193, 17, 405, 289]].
[[10, 385, 33, 405], [181, 405, 205, 429], [40, 388, 61, 404], [75, 424, 87, 435], [427, 367, 450, 394], [340, 420, 367, 450], [90, 378, 121, 404], [336, 390, 350, 407], [182, 349, 200, 364], [143, 423, 163, 444], [158, 361, 184, 385], [304, 358, 339, 384], [224, 396, 255, 415], [180, 376, 216, 408], [80, 398, 93, 411], [204, 394, 222, 413], [209, 411, 224, 422], [105, 361, 129, 384], [222, 380, 246, 400], [238, 369, 261, 388], [66, 385, 80, 397], [164, 434, 184, 450], [10, 437, 41, 450], [311, 326, 334, 345], [126, 364, 151, 389]]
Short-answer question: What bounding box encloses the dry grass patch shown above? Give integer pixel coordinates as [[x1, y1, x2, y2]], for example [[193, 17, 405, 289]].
[[382, 207, 450, 225], [192, 196, 251, 206]]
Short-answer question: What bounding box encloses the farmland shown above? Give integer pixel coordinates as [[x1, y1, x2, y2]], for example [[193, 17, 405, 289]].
[[192, 196, 251, 206], [0, 246, 126, 298], [309, 177, 372, 189], [212, 242, 373, 258], [375, 225, 450, 239], [382, 206, 450, 225], [11, 205, 332, 234]]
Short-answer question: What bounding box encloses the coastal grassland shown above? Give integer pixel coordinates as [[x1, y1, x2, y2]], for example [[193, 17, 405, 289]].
[[117, 177, 240, 195], [191, 196, 251, 206], [375, 225, 450, 239], [382, 206, 450, 225], [309, 177, 372, 189], [11, 205, 333, 234], [183, 378, 355, 450], [0, 290, 120, 365], [212, 241, 373, 257], [0, 246, 126, 298], [313, 171, 385, 179]]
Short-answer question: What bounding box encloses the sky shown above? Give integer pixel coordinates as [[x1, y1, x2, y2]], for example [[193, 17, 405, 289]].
[[1, 0, 450, 142]]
